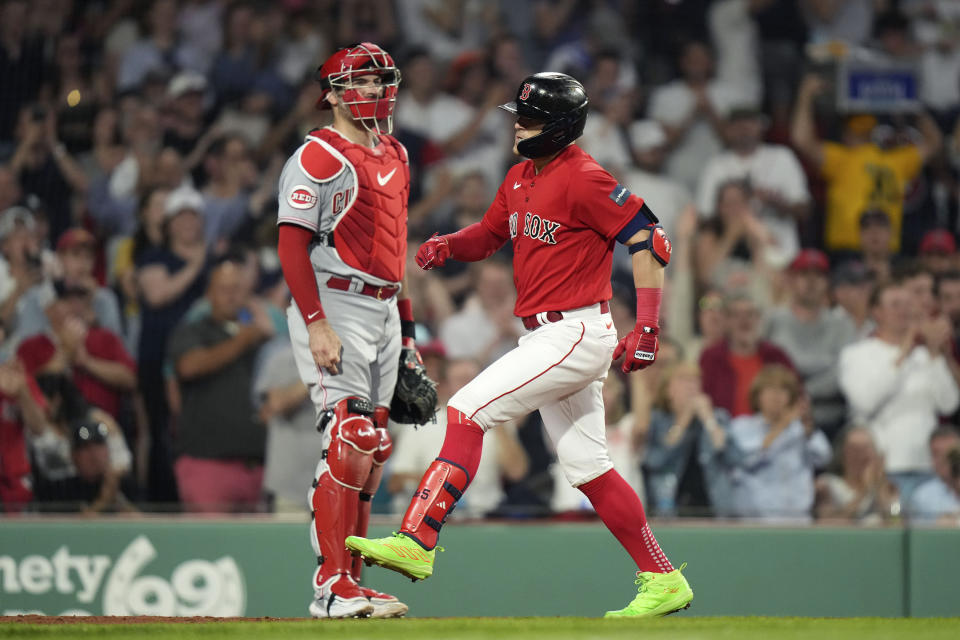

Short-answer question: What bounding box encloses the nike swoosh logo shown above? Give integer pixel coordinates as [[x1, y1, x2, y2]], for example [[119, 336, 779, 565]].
[[307, 310, 320, 320], [513, 182, 521, 189], [377, 168, 397, 186]]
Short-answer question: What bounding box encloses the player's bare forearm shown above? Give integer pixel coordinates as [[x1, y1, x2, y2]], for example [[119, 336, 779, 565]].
[[627, 229, 665, 291]]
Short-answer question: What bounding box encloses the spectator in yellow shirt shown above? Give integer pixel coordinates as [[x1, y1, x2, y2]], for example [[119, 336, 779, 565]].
[[791, 74, 941, 253]]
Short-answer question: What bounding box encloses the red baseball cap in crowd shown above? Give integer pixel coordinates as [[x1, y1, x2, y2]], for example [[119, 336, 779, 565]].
[[56, 228, 95, 253], [919, 229, 956, 255], [788, 248, 830, 273]]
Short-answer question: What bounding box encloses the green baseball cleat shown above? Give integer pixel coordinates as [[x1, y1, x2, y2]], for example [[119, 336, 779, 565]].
[[345, 532, 441, 581], [604, 563, 693, 618]]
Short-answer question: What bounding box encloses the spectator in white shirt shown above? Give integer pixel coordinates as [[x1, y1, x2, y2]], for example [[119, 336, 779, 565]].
[[908, 425, 960, 525], [838, 280, 960, 501], [696, 107, 810, 269], [439, 259, 522, 366], [647, 39, 738, 192]]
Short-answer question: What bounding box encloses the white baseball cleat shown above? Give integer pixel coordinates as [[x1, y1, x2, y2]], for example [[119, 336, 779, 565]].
[[309, 574, 374, 619], [360, 586, 409, 618]]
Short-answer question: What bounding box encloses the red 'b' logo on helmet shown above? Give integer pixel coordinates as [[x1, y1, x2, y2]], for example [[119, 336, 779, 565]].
[[519, 83, 532, 100]]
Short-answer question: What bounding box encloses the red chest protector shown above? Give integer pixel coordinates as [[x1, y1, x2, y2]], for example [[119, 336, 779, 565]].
[[306, 128, 409, 283]]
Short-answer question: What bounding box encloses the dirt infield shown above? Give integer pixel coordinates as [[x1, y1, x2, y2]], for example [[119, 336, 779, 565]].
[[2, 615, 309, 624]]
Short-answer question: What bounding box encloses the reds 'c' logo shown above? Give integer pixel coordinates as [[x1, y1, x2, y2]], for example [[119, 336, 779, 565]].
[[519, 83, 532, 100], [288, 185, 318, 210]]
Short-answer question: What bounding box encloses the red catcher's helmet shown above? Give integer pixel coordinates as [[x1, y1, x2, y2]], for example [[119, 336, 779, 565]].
[[315, 42, 401, 134]]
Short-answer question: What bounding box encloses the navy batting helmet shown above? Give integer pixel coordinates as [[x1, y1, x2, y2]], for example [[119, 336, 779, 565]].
[[499, 72, 589, 158]]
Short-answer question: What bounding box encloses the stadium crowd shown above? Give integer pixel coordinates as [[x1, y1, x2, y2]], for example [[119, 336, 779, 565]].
[[1, 0, 960, 526]]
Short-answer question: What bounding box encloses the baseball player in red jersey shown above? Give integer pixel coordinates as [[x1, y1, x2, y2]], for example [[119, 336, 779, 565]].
[[275, 42, 422, 619], [347, 73, 694, 617]]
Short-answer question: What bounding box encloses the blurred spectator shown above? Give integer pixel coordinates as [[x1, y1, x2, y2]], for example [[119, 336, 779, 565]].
[[681, 289, 727, 363], [918, 229, 957, 277], [439, 259, 522, 365], [177, 0, 225, 75], [700, 292, 794, 418], [693, 180, 775, 299], [85, 107, 138, 237], [624, 120, 693, 243], [337, 0, 399, 54], [117, 0, 204, 93], [8, 106, 82, 243], [14, 229, 123, 348], [200, 135, 257, 248], [0, 165, 24, 212], [708, 0, 762, 106], [814, 425, 899, 524], [918, 14, 960, 121], [135, 185, 209, 503], [898, 261, 938, 323], [765, 249, 856, 438], [802, 0, 875, 46], [162, 71, 209, 155], [389, 357, 527, 517], [727, 365, 831, 522], [0, 0, 44, 147], [857, 209, 896, 281], [397, 0, 488, 63], [396, 48, 510, 188], [908, 425, 960, 524], [33, 419, 136, 514], [791, 73, 941, 253], [168, 257, 273, 512], [938, 270, 960, 349], [696, 107, 810, 269], [253, 338, 318, 514], [647, 39, 738, 192], [0, 360, 49, 512], [17, 282, 135, 421], [830, 260, 876, 339], [579, 87, 633, 178], [0, 206, 45, 337], [643, 362, 736, 517], [839, 280, 960, 500]]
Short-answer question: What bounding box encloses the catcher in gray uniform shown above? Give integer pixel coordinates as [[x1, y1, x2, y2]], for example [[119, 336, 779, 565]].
[[275, 42, 436, 620]]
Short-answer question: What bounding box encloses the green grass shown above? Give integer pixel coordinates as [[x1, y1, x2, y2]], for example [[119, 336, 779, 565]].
[[2, 617, 960, 640]]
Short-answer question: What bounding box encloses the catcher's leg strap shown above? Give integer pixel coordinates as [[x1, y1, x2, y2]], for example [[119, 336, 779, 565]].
[[399, 458, 470, 550]]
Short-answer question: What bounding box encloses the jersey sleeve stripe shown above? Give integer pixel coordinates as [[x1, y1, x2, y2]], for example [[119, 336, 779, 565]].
[[278, 217, 319, 231]]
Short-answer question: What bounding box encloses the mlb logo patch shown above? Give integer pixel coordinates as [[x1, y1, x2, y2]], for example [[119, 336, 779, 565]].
[[609, 184, 631, 206]]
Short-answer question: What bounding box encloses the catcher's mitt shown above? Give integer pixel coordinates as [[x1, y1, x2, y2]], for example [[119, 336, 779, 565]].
[[389, 348, 438, 425]]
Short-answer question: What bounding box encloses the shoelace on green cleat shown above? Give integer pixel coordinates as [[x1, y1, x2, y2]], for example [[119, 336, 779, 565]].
[[389, 532, 445, 554]]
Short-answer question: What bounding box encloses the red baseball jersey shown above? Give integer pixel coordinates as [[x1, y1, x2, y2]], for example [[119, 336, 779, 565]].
[[480, 144, 645, 317]]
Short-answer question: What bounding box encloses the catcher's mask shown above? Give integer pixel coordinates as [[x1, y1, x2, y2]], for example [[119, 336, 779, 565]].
[[500, 72, 589, 159], [315, 42, 401, 135]]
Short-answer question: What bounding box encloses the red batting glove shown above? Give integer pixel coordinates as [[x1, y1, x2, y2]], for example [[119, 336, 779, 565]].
[[612, 325, 659, 373], [415, 233, 451, 270], [612, 287, 662, 373]]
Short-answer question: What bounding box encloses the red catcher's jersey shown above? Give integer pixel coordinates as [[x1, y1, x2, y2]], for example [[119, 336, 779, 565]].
[[481, 145, 644, 317]]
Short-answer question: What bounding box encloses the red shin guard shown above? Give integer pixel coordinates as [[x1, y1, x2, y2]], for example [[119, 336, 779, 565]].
[[311, 471, 359, 584], [399, 408, 483, 550], [352, 407, 392, 582], [399, 458, 471, 550]]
